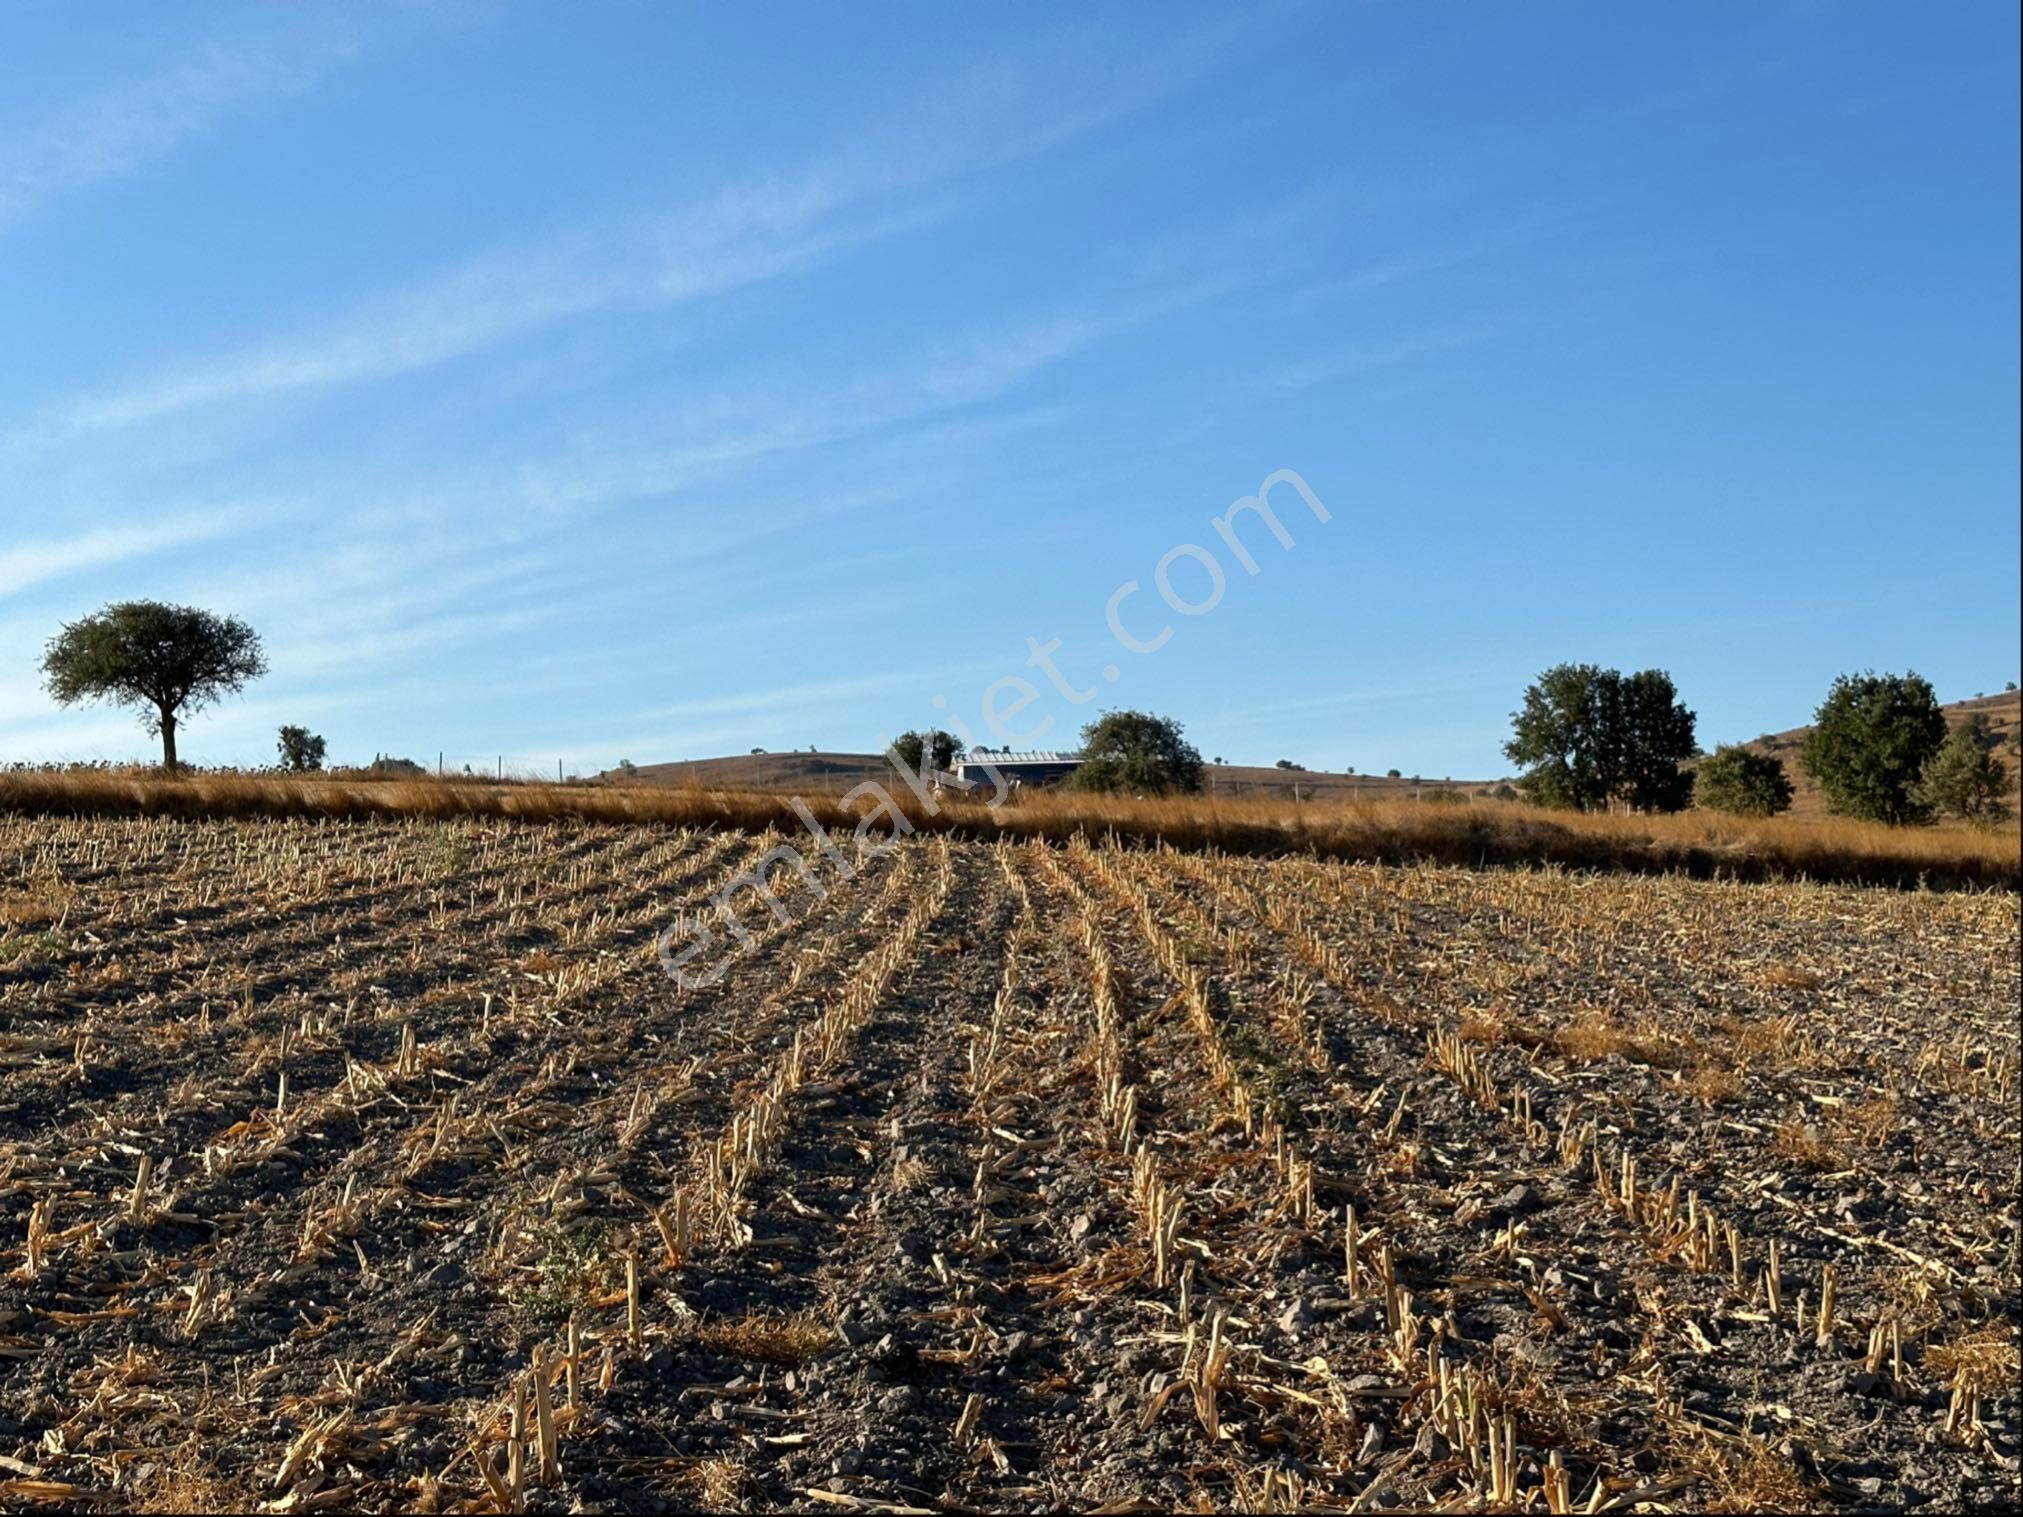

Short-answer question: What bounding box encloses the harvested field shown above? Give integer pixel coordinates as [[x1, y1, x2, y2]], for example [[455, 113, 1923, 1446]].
[[0, 815, 2018, 1512], [3, 768, 2017, 892]]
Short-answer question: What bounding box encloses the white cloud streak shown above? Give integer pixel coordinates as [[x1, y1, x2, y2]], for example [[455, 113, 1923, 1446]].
[[22, 23, 1228, 445], [1264, 325, 1502, 393], [0, 21, 370, 232], [0, 506, 255, 596]]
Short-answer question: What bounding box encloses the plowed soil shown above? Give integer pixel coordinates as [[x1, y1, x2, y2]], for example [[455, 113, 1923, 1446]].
[[1, 816, 2017, 1513]]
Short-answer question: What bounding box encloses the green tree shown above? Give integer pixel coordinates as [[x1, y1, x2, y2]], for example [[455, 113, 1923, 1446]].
[[1503, 664, 1697, 812], [1694, 744, 1794, 816], [889, 729, 958, 774], [1068, 710, 1202, 795], [42, 601, 266, 769], [1912, 716, 2012, 823], [277, 725, 327, 772], [1799, 671, 1947, 824]]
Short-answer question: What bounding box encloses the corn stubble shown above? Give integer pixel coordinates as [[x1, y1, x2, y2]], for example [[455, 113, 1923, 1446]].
[[0, 812, 2014, 1512]]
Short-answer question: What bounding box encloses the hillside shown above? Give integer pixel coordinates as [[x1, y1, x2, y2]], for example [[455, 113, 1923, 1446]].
[[612, 690, 2019, 814], [1721, 689, 2020, 816], [610, 752, 1503, 801]]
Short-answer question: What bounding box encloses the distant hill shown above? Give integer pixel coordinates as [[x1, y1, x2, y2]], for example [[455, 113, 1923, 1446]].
[[608, 687, 2020, 814], [606, 751, 1504, 802], [1714, 689, 2020, 816]]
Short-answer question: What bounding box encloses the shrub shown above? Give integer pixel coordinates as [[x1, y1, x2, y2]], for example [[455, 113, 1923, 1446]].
[[1068, 711, 1202, 795], [1913, 717, 2012, 824], [1799, 671, 1946, 824], [1695, 745, 1794, 816], [276, 726, 327, 772], [890, 730, 958, 773]]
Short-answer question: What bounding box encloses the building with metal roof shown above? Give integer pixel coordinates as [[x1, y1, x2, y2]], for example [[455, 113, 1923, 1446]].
[[951, 749, 1084, 789]]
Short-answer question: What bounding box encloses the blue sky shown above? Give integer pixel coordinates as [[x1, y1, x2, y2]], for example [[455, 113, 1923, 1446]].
[[2, 1, 2017, 778]]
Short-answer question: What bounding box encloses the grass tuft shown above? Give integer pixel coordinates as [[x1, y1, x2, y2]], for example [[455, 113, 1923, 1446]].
[[693, 1310, 836, 1366]]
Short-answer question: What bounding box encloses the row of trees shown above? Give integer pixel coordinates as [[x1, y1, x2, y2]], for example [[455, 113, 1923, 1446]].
[[1504, 664, 2013, 824], [30, 602, 2015, 826], [889, 715, 1209, 796]]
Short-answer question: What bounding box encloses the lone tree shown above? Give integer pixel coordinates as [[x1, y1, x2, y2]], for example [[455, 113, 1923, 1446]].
[[1503, 664, 1696, 812], [1694, 744, 1794, 816], [1912, 715, 2012, 824], [42, 601, 265, 769], [890, 729, 959, 774], [1068, 710, 1202, 795], [276, 725, 327, 772], [1799, 671, 1946, 824]]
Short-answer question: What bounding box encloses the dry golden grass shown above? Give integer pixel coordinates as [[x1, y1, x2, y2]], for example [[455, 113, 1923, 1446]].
[[665, 1455, 747, 1513], [1456, 1012, 1508, 1046], [693, 1310, 835, 1366], [1758, 963, 1823, 991], [1679, 1065, 1741, 1106], [1552, 1010, 1689, 1069], [4, 768, 2013, 889], [1835, 1092, 1902, 1148], [1770, 1120, 1846, 1173], [0, 883, 70, 926], [1925, 1326, 2021, 1394], [1721, 1014, 1812, 1062], [1676, 1425, 1819, 1514], [130, 1449, 240, 1514]]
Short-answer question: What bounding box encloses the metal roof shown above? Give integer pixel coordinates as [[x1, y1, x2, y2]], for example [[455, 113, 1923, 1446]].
[[954, 750, 1083, 765]]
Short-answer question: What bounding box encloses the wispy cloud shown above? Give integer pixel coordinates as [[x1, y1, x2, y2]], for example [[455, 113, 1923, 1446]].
[[640, 662, 1001, 726], [488, 277, 1241, 527], [0, 19, 372, 232], [0, 505, 255, 596], [1287, 209, 1565, 308], [22, 23, 1229, 445], [1220, 676, 1514, 727], [1263, 324, 1502, 393]]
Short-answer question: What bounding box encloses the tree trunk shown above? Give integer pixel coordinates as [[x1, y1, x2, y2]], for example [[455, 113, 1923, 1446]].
[[159, 709, 178, 770]]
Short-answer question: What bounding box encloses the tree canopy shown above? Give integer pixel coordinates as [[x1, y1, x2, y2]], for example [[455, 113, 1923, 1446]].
[[42, 601, 266, 769], [1799, 671, 1947, 824], [1068, 710, 1202, 795], [889, 729, 958, 774], [1912, 715, 2012, 824], [277, 725, 327, 772], [1694, 744, 1794, 816], [1503, 664, 1697, 812]]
